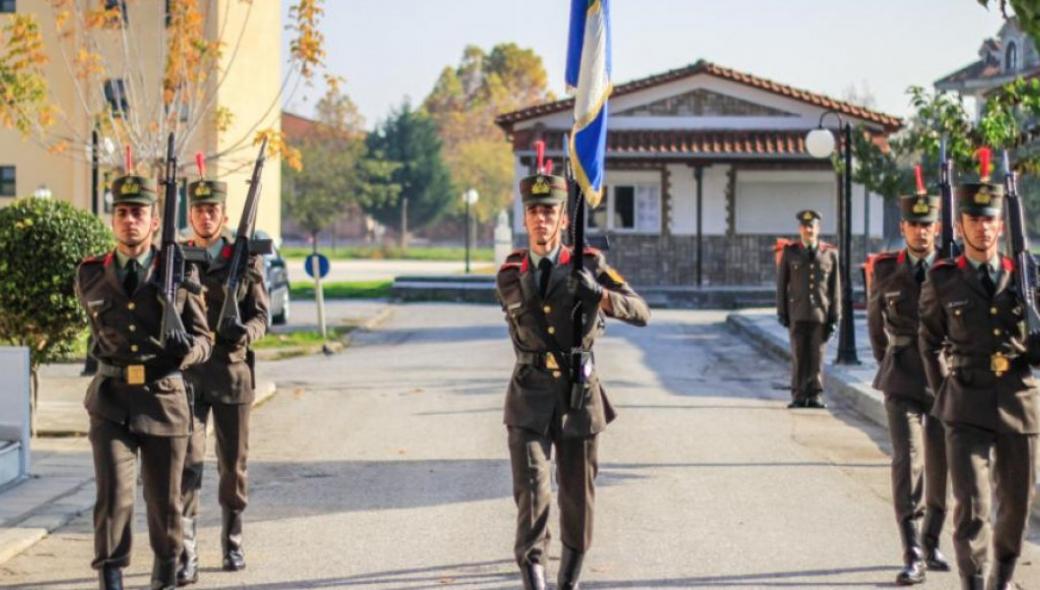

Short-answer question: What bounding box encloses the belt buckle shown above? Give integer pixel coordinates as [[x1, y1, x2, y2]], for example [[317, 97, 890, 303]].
[[126, 364, 146, 386], [545, 353, 559, 370], [991, 353, 1010, 377]]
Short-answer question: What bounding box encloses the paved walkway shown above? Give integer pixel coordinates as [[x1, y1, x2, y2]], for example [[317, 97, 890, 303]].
[[287, 259, 495, 283]]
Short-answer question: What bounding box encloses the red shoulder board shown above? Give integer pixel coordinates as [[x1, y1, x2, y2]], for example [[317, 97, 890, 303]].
[[582, 246, 601, 256], [895, 250, 906, 265], [501, 248, 527, 273], [81, 253, 103, 264], [559, 247, 572, 266], [498, 261, 522, 273], [955, 255, 968, 269], [221, 245, 233, 260], [932, 257, 956, 269], [774, 237, 793, 267], [819, 241, 836, 252], [873, 250, 899, 262], [1002, 256, 1015, 272]]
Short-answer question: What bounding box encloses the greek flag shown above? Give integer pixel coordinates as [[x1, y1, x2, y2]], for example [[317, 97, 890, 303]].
[[566, 0, 612, 208]]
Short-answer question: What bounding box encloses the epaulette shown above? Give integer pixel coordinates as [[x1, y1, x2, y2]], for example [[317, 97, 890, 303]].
[[582, 246, 602, 256], [932, 257, 956, 269], [498, 249, 527, 274], [1002, 256, 1015, 272], [874, 251, 899, 261], [80, 253, 106, 265], [819, 241, 837, 252]]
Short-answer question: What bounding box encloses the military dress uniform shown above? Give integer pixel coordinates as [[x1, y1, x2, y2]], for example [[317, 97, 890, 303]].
[[178, 180, 269, 583], [918, 181, 1040, 590], [75, 176, 213, 590], [496, 173, 650, 590], [776, 210, 840, 408], [867, 194, 949, 585]]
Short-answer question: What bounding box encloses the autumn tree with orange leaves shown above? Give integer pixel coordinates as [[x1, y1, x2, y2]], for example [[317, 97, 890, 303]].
[[0, 0, 327, 176]]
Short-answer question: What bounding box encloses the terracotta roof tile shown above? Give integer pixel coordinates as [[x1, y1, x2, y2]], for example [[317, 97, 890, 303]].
[[525, 129, 816, 158], [497, 60, 903, 132]]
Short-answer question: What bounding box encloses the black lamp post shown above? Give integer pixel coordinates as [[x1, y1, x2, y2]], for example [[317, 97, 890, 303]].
[[805, 111, 859, 365]]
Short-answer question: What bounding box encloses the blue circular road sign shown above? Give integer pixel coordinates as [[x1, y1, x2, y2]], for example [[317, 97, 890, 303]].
[[304, 253, 330, 279]]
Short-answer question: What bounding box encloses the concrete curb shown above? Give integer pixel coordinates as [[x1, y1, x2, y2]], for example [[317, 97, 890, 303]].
[[726, 311, 1040, 530], [725, 313, 887, 428], [0, 379, 279, 567]]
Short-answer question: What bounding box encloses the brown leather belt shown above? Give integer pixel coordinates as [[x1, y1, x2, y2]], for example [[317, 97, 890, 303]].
[[949, 353, 1024, 377], [97, 361, 179, 386]]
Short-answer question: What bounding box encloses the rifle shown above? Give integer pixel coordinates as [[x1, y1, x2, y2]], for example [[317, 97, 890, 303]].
[[563, 135, 592, 411], [215, 137, 272, 332], [155, 133, 199, 347], [939, 135, 959, 259], [1002, 150, 1040, 343]]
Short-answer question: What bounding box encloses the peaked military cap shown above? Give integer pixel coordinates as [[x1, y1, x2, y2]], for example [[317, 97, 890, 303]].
[[899, 194, 940, 223], [956, 181, 1004, 217], [796, 209, 821, 226], [110, 175, 157, 206], [520, 173, 567, 206], [188, 179, 227, 205]]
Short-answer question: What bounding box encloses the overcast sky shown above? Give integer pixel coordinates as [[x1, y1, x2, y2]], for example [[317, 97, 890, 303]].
[[280, 0, 1009, 128]]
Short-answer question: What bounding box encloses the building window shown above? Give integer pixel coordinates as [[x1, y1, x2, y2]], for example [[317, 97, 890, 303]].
[[103, 79, 129, 117], [0, 1, 15, 13], [1007, 42, 1018, 73], [588, 183, 661, 233], [104, 0, 128, 24], [0, 166, 15, 197]]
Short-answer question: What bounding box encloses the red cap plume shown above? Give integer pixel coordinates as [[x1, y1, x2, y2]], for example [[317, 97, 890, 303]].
[[195, 152, 206, 179], [124, 145, 133, 173], [977, 147, 992, 181], [534, 140, 545, 173], [545, 159, 554, 175], [914, 164, 926, 195]]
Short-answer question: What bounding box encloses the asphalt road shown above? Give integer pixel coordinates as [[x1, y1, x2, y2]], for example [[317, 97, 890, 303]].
[[4, 304, 1040, 589], [287, 259, 494, 283]]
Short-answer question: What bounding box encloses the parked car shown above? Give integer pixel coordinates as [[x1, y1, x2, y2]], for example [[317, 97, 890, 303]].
[[255, 230, 290, 325]]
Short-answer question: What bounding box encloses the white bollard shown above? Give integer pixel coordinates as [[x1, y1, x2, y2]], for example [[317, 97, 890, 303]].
[[494, 210, 513, 267]]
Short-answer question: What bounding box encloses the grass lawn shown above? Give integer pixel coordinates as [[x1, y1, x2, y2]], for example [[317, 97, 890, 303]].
[[289, 280, 392, 300], [282, 245, 494, 262], [253, 325, 353, 350]]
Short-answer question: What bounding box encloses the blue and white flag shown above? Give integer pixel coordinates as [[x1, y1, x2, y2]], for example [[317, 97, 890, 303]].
[[566, 0, 611, 208]]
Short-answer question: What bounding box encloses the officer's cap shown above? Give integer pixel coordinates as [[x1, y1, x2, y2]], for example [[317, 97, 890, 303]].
[[111, 175, 157, 206], [188, 180, 227, 205], [956, 182, 1004, 217], [796, 209, 821, 226], [520, 174, 567, 207], [899, 194, 940, 223]]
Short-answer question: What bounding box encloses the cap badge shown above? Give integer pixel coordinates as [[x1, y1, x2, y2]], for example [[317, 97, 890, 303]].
[[912, 200, 930, 215], [531, 176, 551, 196]]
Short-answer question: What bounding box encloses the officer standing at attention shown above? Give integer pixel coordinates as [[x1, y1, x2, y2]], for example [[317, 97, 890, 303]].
[[75, 173, 212, 590], [177, 177, 269, 585], [776, 210, 840, 408], [919, 157, 1040, 590], [495, 169, 650, 590], [867, 176, 950, 585]]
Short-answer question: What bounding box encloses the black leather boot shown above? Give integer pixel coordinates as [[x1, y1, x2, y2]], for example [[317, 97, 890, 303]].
[[961, 574, 985, 590], [921, 509, 950, 571], [177, 517, 199, 586], [989, 560, 1016, 590], [221, 508, 246, 571], [896, 520, 926, 585], [558, 545, 585, 590], [519, 562, 546, 590], [150, 559, 178, 590], [99, 565, 123, 590]]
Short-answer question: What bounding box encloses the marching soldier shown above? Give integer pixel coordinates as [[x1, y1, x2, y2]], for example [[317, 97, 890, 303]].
[[495, 171, 650, 590], [867, 187, 950, 585], [776, 210, 840, 408], [919, 174, 1040, 590], [75, 174, 212, 590], [177, 178, 269, 584]]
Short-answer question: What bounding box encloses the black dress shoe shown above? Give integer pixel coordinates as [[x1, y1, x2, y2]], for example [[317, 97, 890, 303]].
[[176, 559, 198, 586], [896, 559, 926, 585], [924, 547, 950, 571], [805, 396, 827, 409], [222, 549, 246, 572], [787, 399, 806, 408], [99, 565, 123, 590], [520, 562, 546, 590], [558, 545, 585, 590]]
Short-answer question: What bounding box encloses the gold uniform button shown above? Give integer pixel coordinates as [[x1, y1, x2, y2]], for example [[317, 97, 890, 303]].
[[954, 310, 962, 316], [552, 371, 561, 378], [92, 312, 98, 318], [548, 326, 556, 335], [130, 344, 139, 352], [543, 305, 551, 314], [127, 302, 135, 310], [128, 325, 136, 332], [993, 329, 1001, 336], [991, 307, 999, 315]]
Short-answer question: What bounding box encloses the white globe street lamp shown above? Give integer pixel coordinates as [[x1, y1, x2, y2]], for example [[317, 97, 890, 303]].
[[805, 128, 836, 159]]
